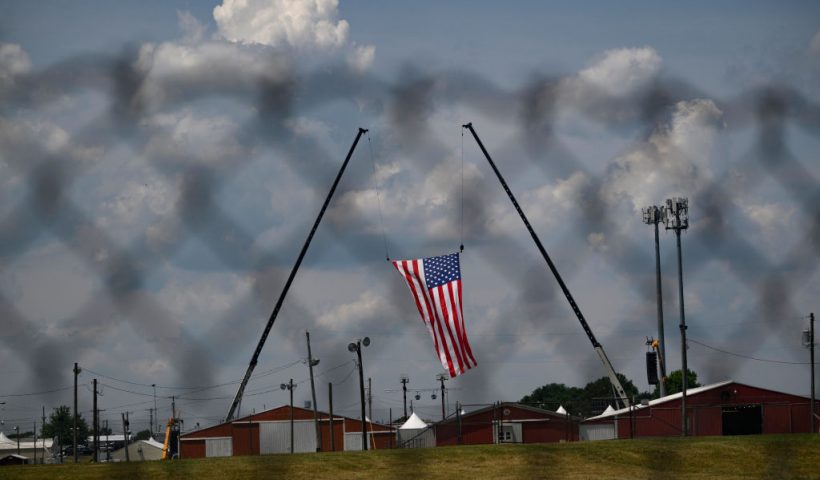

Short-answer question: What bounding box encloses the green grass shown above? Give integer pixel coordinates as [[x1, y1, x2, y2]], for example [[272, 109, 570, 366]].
[[4, 434, 819, 480]]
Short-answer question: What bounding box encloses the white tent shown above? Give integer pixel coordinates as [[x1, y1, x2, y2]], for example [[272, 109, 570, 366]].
[[556, 405, 567, 415], [399, 412, 428, 430], [397, 413, 434, 448]]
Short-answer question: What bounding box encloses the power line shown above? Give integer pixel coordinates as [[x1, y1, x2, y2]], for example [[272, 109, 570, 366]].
[[0, 386, 73, 398], [688, 338, 816, 365]]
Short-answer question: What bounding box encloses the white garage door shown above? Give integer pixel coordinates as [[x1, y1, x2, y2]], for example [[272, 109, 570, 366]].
[[205, 437, 233, 457]]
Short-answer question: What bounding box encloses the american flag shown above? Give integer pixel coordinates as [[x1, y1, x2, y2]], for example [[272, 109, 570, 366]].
[[392, 252, 477, 377]]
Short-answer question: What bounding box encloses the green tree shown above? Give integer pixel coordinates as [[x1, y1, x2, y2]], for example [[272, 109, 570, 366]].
[[41, 406, 90, 445], [521, 374, 652, 418], [654, 369, 700, 396], [134, 429, 152, 441]]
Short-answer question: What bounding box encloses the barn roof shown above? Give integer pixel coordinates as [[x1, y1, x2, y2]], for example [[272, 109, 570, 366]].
[[585, 380, 735, 421]]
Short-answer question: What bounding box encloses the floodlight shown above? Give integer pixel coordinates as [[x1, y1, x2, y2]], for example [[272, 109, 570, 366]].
[[362, 337, 371, 347], [280, 384, 287, 390], [431, 394, 436, 400], [311, 359, 320, 366], [415, 393, 420, 400], [348, 342, 357, 352]]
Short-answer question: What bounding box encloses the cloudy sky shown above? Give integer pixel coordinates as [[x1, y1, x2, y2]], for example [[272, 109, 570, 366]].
[[1, 0, 819, 432]]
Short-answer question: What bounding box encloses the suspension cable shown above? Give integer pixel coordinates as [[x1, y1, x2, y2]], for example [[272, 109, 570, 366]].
[[460, 126, 465, 253]]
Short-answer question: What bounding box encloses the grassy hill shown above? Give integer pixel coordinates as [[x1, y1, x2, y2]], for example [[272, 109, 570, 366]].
[[3, 434, 819, 480]]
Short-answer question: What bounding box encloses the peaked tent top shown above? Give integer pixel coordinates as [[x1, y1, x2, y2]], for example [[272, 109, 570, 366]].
[[399, 412, 428, 430]]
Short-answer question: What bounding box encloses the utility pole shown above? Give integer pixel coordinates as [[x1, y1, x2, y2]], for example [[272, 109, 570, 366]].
[[152, 384, 157, 436], [93, 378, 98, 462], [121, 413, 130, 462], [42, 406, 46, 463], [400, 375, 409, 419], [305, 330, 321, 451], [665, 197, 689, 436], [328, 382, 335, 452], [367, 377, 372, 423], [437, 374, 448, 421], [348, 338, 370, 451], [642, 206, 668, 396], [73, 362, 80, 463], [805, 312, 816, 432], [280, 379, 296, 454], [147, 408, 153, 439], [812, 312, 816, 433]]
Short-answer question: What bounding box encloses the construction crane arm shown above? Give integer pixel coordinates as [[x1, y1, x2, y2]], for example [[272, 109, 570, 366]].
[[462, 123, 630, 408], [225, 128, 368, 422]]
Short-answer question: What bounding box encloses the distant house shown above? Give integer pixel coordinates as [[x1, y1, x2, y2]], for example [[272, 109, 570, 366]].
[[110, 437, 164, 462], [581, 380, 820, 440], [179, 405, 395, 458]]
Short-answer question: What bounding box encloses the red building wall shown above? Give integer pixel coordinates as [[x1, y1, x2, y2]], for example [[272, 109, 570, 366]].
[[435, 404, 576, 446], [587, 383, 820, 439]]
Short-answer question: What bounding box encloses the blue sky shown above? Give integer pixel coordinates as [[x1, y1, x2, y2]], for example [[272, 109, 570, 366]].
[[1, 0, 819, 433]]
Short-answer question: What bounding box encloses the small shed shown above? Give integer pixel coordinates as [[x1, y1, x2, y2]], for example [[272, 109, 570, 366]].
[[110, 437, 164, 461], [398, 412, 435, 448]]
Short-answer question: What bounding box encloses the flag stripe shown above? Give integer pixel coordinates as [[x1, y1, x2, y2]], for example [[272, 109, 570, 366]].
[[456, 280, 477, 365], [435, 285, 465, 374], [447, 281, 470, 370], [395, 260, 444, 368], [413, 260, 454, 375]]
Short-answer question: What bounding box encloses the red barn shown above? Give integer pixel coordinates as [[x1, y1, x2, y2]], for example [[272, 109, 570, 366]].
[[180, 405, 394, 458], [581, 380, 820, 440], [435, 402, 580, 446]]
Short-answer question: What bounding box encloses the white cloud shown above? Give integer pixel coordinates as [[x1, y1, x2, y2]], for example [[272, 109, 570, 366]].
[[316, 290, 388, 331], [587, 232, 609, 253], [349, 43, 376, 72], [572, 46, 662, 98], [135, 40, 291, 109], [0, 43, 31, 88], [143, 110, 246, 164], [742, 202, 794, 232], [177, 10, 207, 44], [601, 99, 724, 211], [213, 0, 349, 50]]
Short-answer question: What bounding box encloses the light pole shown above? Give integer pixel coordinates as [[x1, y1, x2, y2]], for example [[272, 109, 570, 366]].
[[14, 425, 19, 455], [642, 205, 668, 397], [280, 379, 297, 454], [348, 337, 371, 451], [803, 312, 816, 433], [665, 197, 689, 436]]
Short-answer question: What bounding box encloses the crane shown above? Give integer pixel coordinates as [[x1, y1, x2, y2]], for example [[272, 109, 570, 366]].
[[462, 123, 630, 408]]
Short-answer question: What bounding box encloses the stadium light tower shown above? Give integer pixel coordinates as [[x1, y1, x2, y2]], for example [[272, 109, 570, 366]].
[[665, 197, 689, 436], [642, 205, 668, 397]]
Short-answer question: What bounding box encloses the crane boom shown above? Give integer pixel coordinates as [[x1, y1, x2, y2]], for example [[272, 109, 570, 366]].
[[225, 128, 368, 422], [462, 123, 630, 408]]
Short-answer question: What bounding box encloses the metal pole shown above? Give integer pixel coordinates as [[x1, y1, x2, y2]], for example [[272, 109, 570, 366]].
[[811, 312, 815, 432], [357, 343, 367, 451], [368, 377, 372, 423], [152, 384, 157, 436], [15, 426, 19, 455], [122, 413, 130, 462], [289, 379, 294, 454], [93, 378, 98, 462], [401, 376, 408, 419], [42, 406, 46, 463], [306, 331, 321, 451], [676, 227, 689, 436], [653, 219, 668, 397], [389, 408, 393, 449], [328, 382, 335, 452], [226, 128, 369, 421], [440, 377, 446, 421], [73, 362, 80, 463]]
